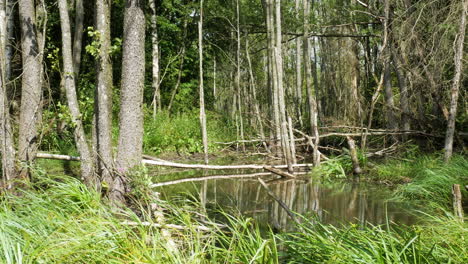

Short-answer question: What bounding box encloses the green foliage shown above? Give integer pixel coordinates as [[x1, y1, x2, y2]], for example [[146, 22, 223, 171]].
[[143, 109, 236, 154], [280, 214, 468, 263]]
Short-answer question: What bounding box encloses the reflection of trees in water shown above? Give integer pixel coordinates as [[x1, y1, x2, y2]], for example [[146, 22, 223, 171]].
[[203, 178, 416, 230]]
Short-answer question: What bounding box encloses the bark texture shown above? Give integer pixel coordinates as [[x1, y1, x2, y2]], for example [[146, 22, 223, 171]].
[[150, 0, 160, 118], [58, 0, 95, 186], [444, 0, 467, 162], [95, 0, 114, 187], [199, 0, 208, 164], [18, 0, 43, 179], [115, 0, 146, 202]]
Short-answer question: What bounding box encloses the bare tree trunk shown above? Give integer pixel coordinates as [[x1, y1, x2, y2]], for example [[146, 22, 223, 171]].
[[303, 0, 320, 165], [235, 0, 245, 152], [72, 0, 84, 77], [116, 0, 146, 203], [150, 0, 160, 118], [0, 1, 16, 187], [5, 0, 14, 81], [274, 0, 293, 172], [246, 37, 269, 152], [95, 0, 114, 187], [382, 0, 398, 131], [392, 50, 410, 132], [167, 20, 187, 113], [199, 0, 208, 164], [264, 0, 280, 151], [58, 0, 95, 187], [444, 0, 467, 162], [294, 0, 303, 126], [18, 0, 43, 179]]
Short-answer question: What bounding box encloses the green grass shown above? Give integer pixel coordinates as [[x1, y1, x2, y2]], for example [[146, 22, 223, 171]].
[[0, 175, 277, 264], [143, 110, 237, 155], [279, 214, 467, 263], [368, 154, 468, 209]]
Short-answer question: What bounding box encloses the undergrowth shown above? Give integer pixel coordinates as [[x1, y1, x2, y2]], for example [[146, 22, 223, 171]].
[[279, 214, 467, 263], [143, 110, 236, 155], [0, 175, 277, 264]]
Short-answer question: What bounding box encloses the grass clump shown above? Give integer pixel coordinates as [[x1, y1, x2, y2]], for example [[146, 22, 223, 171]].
[[0, 174, 277, 264], [369, 154, 468, 208], [279, 215, 467, 263]]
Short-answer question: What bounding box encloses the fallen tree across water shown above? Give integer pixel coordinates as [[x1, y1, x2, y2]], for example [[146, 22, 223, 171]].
[[150, 171, 308, 188], [36, 152, 313, 170]]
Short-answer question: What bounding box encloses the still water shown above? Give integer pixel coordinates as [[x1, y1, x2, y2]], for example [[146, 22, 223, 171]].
[[153, 167, 418, 230]]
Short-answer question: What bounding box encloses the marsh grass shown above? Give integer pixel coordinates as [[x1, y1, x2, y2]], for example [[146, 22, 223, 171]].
[[0, 174, 277, 264], [279, 214, 467, 263]]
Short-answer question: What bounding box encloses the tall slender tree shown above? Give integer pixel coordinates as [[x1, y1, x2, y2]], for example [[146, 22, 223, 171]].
[[150, 0, 161, 118], [95, 0, 114, 188], [199, 0, 208, 164], [58, 0, 95, 187], [444, 0, 467, 162], [115, 0, 146, 203]]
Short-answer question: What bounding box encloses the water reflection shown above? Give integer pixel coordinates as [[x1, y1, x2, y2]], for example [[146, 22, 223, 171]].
[[156, 173, 418, 230]]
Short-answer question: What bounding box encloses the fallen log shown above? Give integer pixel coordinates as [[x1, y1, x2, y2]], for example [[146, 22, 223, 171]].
[[36, 152, 314, 170], [142, 159, 313, 170], [263, 166, 296, 178], [150, 171, 308, 188], [121, 220, 213, 232], [36, 152, 81, 161]]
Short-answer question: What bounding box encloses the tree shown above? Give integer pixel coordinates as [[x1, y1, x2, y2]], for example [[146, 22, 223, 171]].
[[444, 0, 467, 162], [150, 0, 161, 118], [95, 0, 114, 188], [17, 0, 44, 179], [0, 0, 16, 187], [58, 0, 95, 187], [115, 0, 146, 203], [199, 0, 208, 164]]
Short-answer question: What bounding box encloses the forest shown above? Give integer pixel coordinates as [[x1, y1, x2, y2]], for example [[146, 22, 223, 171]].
[[0, 0, 467, 263]]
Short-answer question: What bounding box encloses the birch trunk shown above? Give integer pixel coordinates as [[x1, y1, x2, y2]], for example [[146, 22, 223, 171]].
[[444, 0, 467, 162], [236, 0, 245, 151], [18, 0, 43, 179], [95, 0, 114, 187], [295, 0, 303, 125], [199, 0, 208, 164], [58, 0, 95, 186], [116, 0, 146, 202], [150, 0, 160, 118]]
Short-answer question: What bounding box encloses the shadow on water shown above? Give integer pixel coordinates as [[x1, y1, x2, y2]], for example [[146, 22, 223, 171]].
[[153, 168, 420, 231]]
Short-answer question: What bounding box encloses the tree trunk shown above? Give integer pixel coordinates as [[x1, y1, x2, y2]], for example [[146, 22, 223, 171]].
[[167, 20, 187, 113], [18, 0, 43, 179], [382, 0, 398, 132], [274, 0, 293, 172], [294, 0, 303, 126], [0, 1, 16, 187], [115, 0, 146, 203], [444, 0, 467, 162], [199, 0, 208, 164], [235, 0, 245, 152], [5, 0, 14, 81], [95, 0, 114, 188], [150, 0, 160, 118], [303, 0, 320, 165], [58, 0, 95, 187], [72, 0, 84, 77]]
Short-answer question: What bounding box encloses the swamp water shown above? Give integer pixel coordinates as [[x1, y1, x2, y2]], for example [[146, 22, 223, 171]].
[[152, 165, 419, 231]]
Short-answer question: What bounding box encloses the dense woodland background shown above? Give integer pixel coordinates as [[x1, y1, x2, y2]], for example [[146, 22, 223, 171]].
[[0, 0, 466, 203]]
